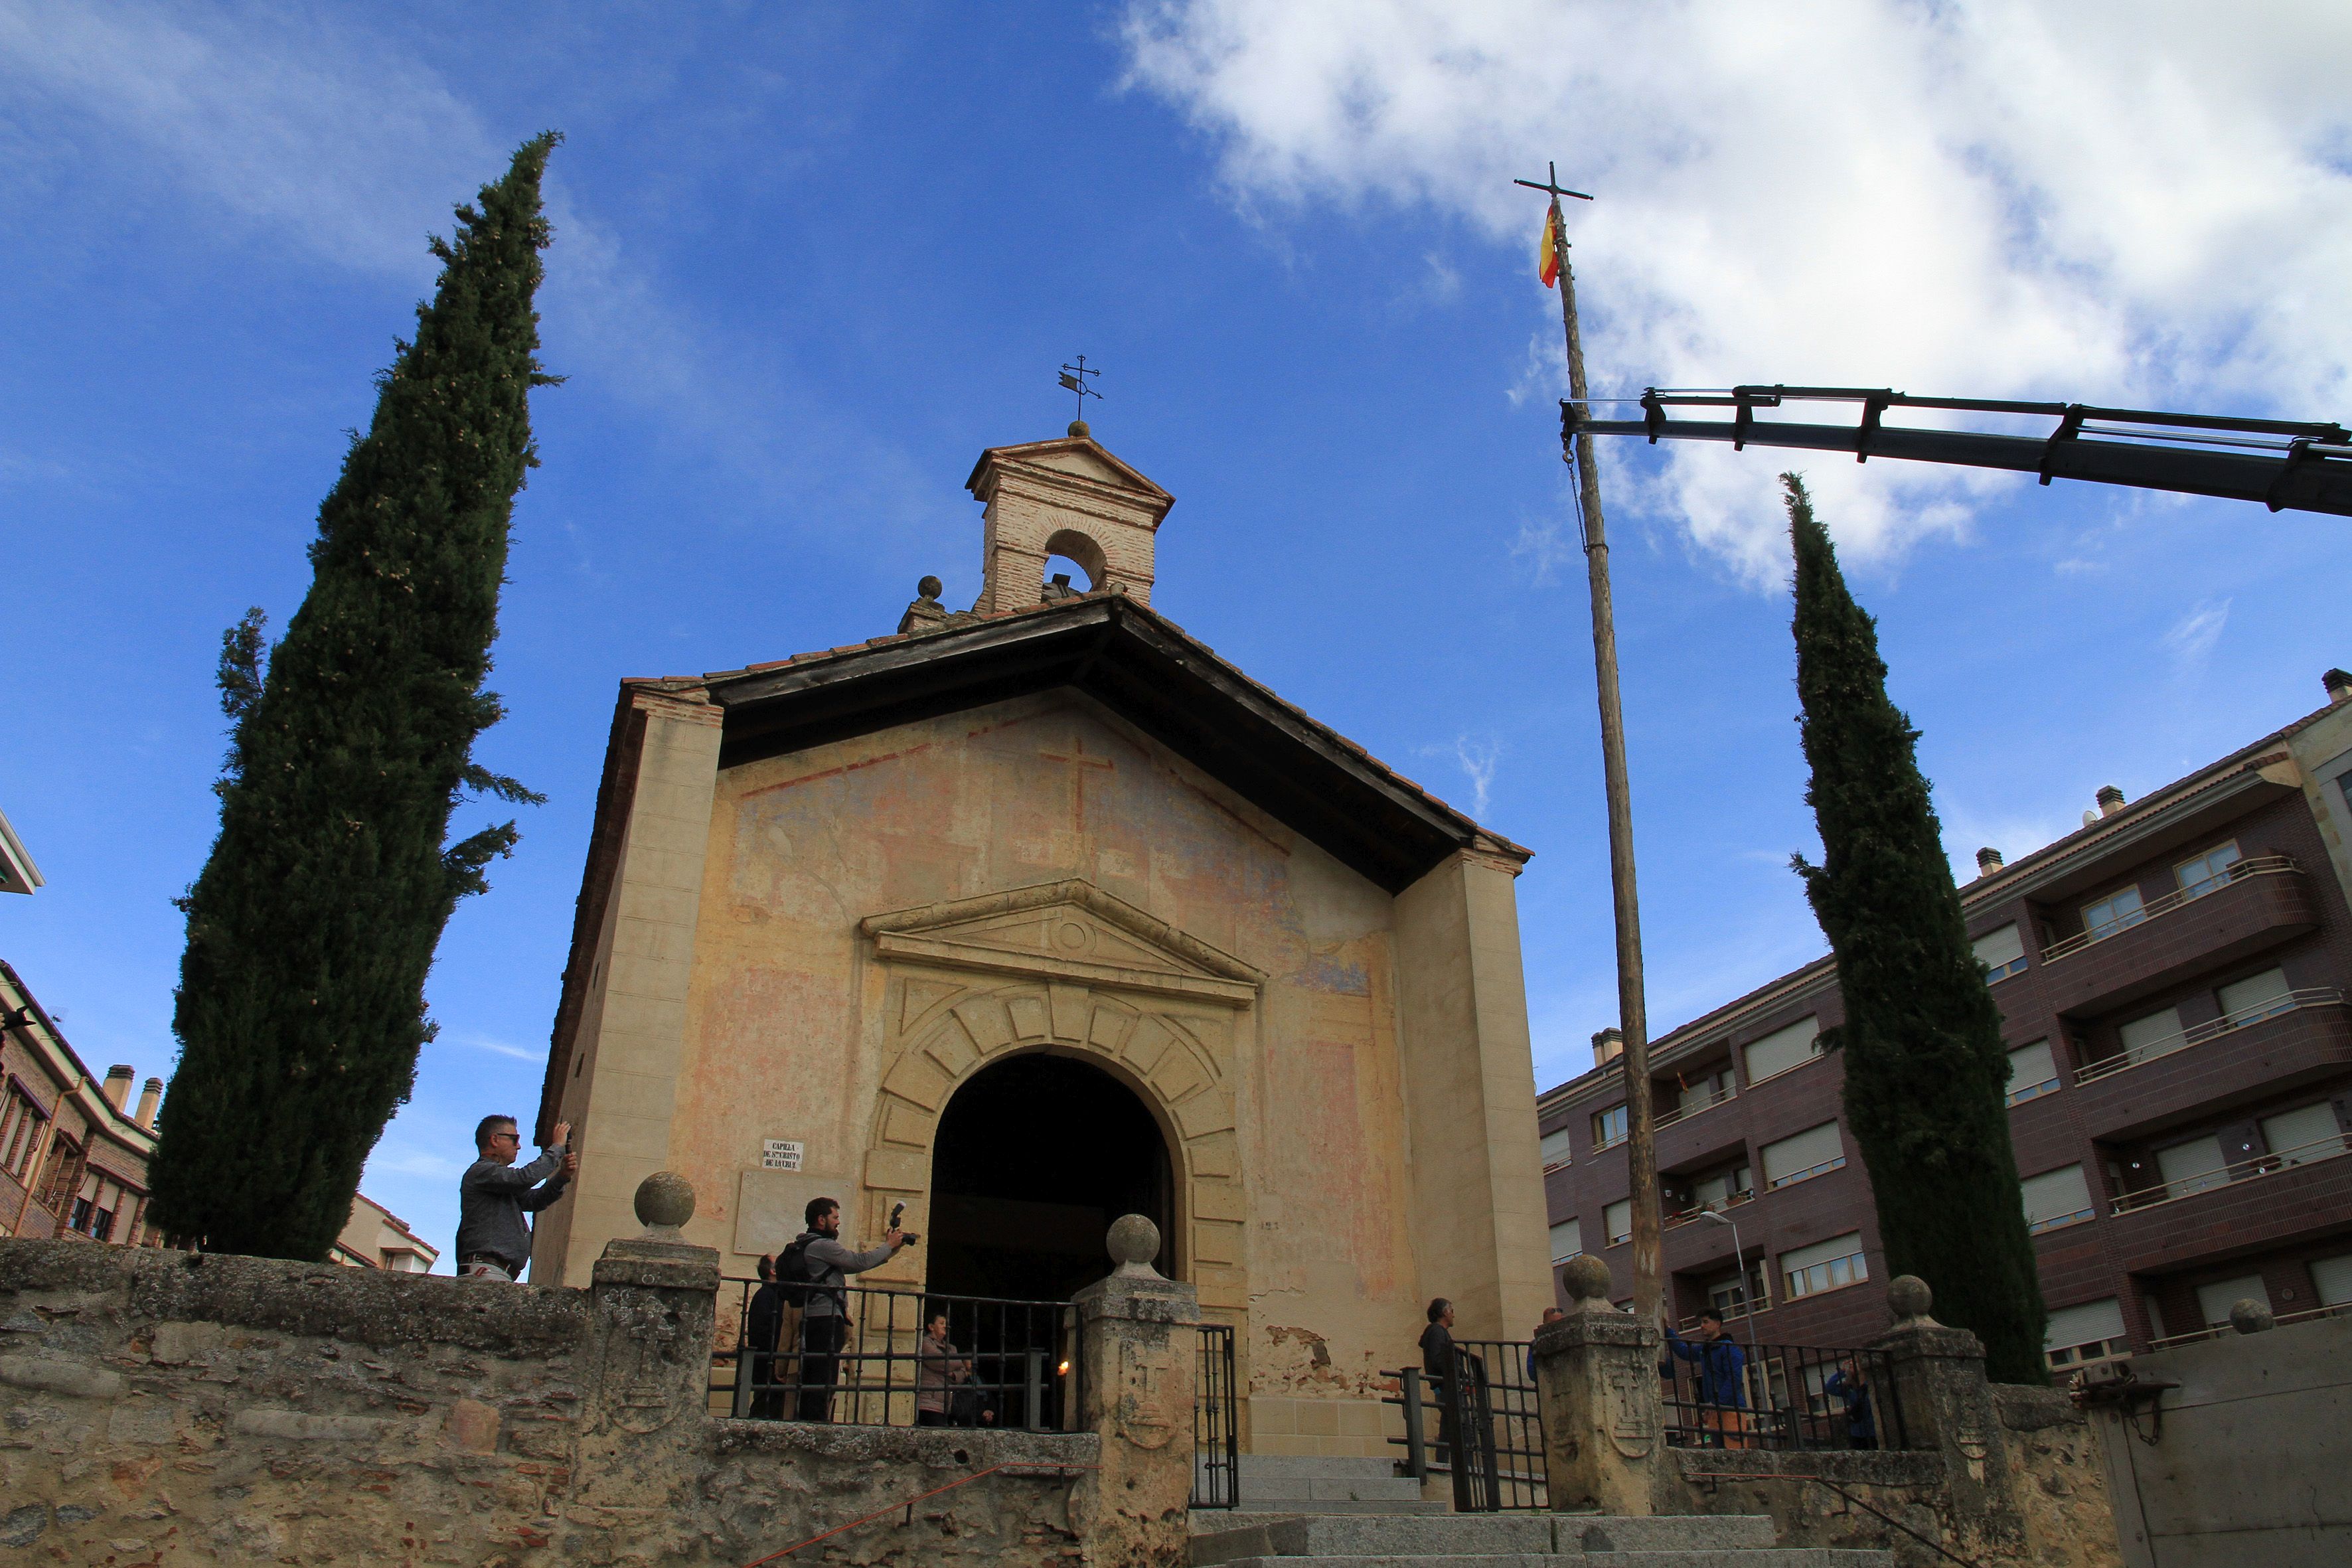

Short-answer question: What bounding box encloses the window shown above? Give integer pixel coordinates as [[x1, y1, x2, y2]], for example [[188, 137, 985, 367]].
[[1742, 1018, 1822, 1084], [1689, 1163, 1752, 1212], [1540, 1126, 1575, 1171], [2154, 1135, 2229, 1200], [1604, 1199, 1632, 1247], [2217, 967, 2294, 1025], [1676, 1063, 1736, 1114], [1706, 1261, 1768, 1319], [1761, 1121, 1846, 1190], [2118, 1006, 2185, 1067], [2020, 1164, 2095, 1233], [2005, 1040, 2059, 1105], [0, 1088, 42, 1179], [2175, 840, 2242, 899], [2043, 1298, 2128, 1370], [1973, 923, 2028, 982], [2311, 1254, 2352, 1308], [2194, 1274, 2268, 1328], [1592, 1105, 1629, 1150], [2081, 884, 2147, 941], [1782, 1233, 1867, 1300], [1550, 1217, 1583, 1263], [2260, 1103, 2343, 1166]]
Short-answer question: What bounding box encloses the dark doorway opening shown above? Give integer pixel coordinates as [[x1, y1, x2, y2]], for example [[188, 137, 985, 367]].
[[927, 1051, 1174, 1304]]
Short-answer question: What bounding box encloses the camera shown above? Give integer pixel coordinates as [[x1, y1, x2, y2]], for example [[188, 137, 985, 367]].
[[890, 1202, 920, 1245]]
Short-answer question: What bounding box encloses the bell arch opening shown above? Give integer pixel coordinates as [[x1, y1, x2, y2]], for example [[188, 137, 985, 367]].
[[1041, 527, 1105, 592], [926, 1050, 1174, 1302]]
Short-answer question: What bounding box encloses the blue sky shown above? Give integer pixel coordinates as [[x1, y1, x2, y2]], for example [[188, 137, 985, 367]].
[[3, 1, 2347, 1265]]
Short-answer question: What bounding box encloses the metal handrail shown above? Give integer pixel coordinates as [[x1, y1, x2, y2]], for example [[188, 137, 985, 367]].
[[2040, 856, 2298, 964], [2074, 987, 2345, 1084], [2147, 1296, 2352, 1350], [1662, 1192, 1755, 1232], [2110, 1132, 2352, 1216]]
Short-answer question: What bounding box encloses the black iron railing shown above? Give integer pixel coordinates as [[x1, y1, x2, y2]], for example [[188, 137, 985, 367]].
[[1192, 1322, 1239, 1508], [1385, 1341, 1547, 1511], [1659, 1337, 1905, 1452], [712, 1281, 1079, 1431]]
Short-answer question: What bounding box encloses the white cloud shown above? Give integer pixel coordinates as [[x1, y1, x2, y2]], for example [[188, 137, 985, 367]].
[[2162, 598, 2231, 665], [1452, 734, 1501, 817], [1121, 1, 2352, 584], [454, 1032, 544, 1063]]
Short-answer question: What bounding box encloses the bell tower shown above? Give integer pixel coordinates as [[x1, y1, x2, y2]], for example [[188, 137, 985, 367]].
[[965, 422, 1176, 615]]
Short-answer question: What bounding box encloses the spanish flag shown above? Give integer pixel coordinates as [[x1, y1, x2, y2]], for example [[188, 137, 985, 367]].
[[1537, 204, 1562, 289]]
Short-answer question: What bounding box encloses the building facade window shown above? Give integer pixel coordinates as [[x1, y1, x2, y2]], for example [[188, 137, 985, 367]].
[[2043, 1298, 2128, 1370], [2216, 966, 2294, 1025], [1741, 1017, 1822, 1085], [1760, 1121, 1846, 1190], [1591, 1104, 1628, 1150], [2005, 1040, 2059, 1105], [2194, 1274, 2269, 1328], [1549, 1217, 1583, 1263], [1973, 923, 2028, 982], [1604, 1198, 1632, 1247], [2117, 1006, 2185, 1070], [1782, 1233, 1867, 1300], [1539, 1127, 1575, 1171], [2081, 884, 2148, 941], [2020, 1164, 2095, 1233], [2153, 1135, 2230, 1200], [2311, 1254, 2352, 1308], [0, 1087, 43, 1178], [2260, 1102, 2344, 1166], [2174, 840, 2242, 899]]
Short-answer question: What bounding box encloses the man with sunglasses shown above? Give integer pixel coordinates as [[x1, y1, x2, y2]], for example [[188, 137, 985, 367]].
[[456, 1115, 577, 1282]]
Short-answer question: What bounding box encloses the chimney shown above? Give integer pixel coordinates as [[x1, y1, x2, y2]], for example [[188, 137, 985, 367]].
[[103, 1064, 135, 1113], [2096, 785, 2127, 818], [2326, 668, 2352, 706], [1591, 1027, 1624, 1068], [1976, 846, 2005, 878], [136, 1077, 163, 1130]]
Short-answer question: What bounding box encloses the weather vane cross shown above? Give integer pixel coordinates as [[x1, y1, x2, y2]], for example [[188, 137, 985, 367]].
[[1058, 355, 1102, 423], [1512, 160, 1593, 206]]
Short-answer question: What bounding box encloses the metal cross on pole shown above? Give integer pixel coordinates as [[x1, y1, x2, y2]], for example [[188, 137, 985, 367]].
[[1513, 162, 1663, 1330]]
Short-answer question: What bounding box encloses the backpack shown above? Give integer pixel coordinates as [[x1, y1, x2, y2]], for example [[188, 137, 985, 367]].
[[776, 1235, 836, 1310]]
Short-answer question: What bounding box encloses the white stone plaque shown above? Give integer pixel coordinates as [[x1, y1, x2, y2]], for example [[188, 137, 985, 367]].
[[762, 1139, 805, 1171]]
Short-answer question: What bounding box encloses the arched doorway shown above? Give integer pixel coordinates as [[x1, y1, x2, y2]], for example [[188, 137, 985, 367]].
[[927, 1050, 1175, 1303]]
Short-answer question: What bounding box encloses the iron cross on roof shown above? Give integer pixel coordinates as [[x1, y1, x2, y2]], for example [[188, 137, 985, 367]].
[[1058, 356, 1102, 423]]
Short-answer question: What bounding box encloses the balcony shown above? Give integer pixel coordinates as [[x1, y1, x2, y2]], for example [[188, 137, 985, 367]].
[[2102, 1132, 2352, 1274], [2036, 856, 2319, 1015], [2073, 988, 2352, 1139]]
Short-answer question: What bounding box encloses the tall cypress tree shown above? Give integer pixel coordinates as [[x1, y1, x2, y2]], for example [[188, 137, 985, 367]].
[[1784, 473, 2047, 1383], [149, 135, 561, 1261]]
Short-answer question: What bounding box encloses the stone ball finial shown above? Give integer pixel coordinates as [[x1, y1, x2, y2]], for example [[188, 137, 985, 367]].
[[1560, 1254, 1612, 1306], [634, 1171, 696, 1235], [1105, 1214, 1161, 1279], [917, 574, 943, 601], [1887, 1275, 1935, 1324], [1068, 419, 1091, 439], [2229, 1298, 2275, 1335]]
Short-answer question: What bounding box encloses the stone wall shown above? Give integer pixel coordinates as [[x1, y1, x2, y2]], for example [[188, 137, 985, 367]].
[[0, 1237, 1106, 1567]]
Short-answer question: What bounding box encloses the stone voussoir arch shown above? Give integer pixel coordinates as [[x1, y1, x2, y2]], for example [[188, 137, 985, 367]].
[[855, 880, 1258, 1298]]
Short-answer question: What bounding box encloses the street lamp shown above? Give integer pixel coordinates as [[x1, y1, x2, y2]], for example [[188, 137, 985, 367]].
[[1695, 1209, 1765, 1409]]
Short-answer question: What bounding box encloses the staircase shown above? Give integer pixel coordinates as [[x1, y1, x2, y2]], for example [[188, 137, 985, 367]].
[[1190, 1457, 1893, 1567]]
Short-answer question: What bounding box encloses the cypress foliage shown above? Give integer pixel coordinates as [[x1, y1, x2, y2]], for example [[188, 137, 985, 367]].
[[149, 136, 562, 1260], [1784, 473, 2047, 1383]]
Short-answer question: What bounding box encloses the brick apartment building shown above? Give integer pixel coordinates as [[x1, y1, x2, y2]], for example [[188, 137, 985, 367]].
[[1538, 668, 2352, 1372], [1, 959, 162, 1246]]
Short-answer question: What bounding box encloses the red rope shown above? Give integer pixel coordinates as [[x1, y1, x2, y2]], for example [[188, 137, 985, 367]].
[[738, 1460, 1098, 1567]]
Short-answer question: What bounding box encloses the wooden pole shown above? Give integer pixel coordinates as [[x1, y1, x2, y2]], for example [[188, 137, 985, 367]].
[[1547, 196, 1662, 1326]]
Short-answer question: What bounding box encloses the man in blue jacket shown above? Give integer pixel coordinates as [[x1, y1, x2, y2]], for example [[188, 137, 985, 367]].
[[1664, 1308, 1749, 1446]]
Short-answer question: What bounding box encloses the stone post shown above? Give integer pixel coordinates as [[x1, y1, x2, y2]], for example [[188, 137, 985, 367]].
[[1532, 1255, 1666, 1516], [570, 1172, 722, 1544], [1071, 1214, 1198, 1568], [1868, 1275, 2025, 1553]]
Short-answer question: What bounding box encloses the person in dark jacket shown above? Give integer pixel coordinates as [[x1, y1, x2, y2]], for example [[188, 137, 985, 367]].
[[1823, 1357, 1876, 1449], [455, 1117, 574, 1281], [744, 1254, 785, 1419], [786, 1196, 908, 1421], [1419, 1298, 1458, 1466], [1664, 1308, 1749, 1447]]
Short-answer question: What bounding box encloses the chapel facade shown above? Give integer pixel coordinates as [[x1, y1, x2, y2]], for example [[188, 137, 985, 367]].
[[531, 426, 1553, 1454]]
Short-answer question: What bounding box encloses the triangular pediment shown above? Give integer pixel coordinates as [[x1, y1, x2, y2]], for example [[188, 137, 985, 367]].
[[965, 436, 1174, 516], [859, 879, 1261, 1005]]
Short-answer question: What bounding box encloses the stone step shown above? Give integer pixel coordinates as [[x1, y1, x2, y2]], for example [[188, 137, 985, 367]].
[[1240, 1478, 1429, 1504], [1233, 1455, 1408, 1480], [1191, 1514, 1788, 1565], [1204, 1555, 1889, 1568], [1196, 1500, 1451, 1521]]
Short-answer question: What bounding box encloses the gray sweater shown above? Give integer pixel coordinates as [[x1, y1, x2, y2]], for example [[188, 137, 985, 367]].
[[790, 1229, 895, 1316], [455, 1148, 570, 1272]]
